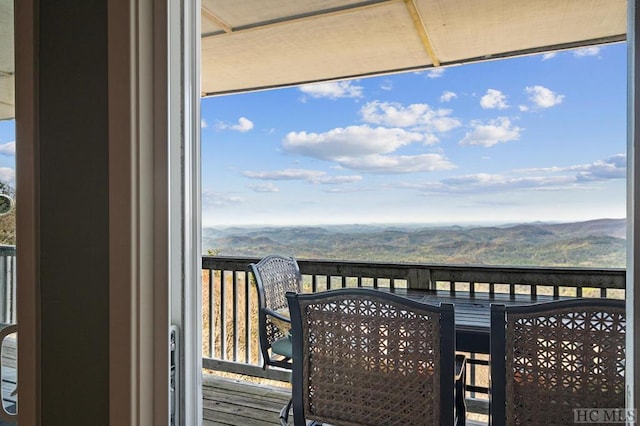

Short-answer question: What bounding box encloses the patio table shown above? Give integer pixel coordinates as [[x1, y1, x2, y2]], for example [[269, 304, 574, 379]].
[[385, 288, 570, 354], [279, 288, 570, 354]]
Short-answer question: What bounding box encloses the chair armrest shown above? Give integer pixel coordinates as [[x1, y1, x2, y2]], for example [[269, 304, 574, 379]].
[[455, 354, 467, 381], [454, 353, 467, 426], [264, 308, 291, 337], [263, 308, 291, 324]]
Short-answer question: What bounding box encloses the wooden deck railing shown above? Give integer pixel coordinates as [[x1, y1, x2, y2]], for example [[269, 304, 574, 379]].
[[201, 255, 626, 414], [0, 248, 624, 415]]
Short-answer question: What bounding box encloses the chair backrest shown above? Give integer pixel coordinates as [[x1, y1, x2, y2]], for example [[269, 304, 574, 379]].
[[490, 298, 626, 426], [249, 255, 302, 369], [286, 288, 456, 426]]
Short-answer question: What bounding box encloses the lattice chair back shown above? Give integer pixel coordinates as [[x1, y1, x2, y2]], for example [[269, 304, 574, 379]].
[[490, 298, 626, 426], [250, 255, 302, 370], [286, 288, 457, 426]]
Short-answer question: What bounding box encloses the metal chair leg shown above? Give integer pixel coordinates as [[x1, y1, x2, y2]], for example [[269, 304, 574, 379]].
[[279, 398, 293, 426]]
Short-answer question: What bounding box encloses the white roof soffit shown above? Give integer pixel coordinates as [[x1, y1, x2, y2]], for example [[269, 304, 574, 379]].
[[0, 0, 628, 119], [0, 0, 14, 121], [201, 0, 627, 97]]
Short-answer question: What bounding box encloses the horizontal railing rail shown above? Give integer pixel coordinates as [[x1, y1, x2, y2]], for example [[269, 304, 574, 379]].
[[201, 255, 625, 415]]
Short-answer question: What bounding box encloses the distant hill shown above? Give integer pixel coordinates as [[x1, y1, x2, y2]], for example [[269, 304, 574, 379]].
[[536, 218, 626, 239], [203, 218, 626, 268]]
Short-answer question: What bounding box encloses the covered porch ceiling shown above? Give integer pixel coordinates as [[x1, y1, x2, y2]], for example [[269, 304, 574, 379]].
[[200, 0, 627, 97], [0, 0, 629, 120]]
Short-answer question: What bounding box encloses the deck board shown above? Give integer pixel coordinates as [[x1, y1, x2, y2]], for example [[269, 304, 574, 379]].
[[201, 373, 487, 425], [203, 374, 291, 426]]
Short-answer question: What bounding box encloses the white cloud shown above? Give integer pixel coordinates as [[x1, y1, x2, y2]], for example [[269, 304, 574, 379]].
[[573, 46, 601, 57], [360, 101, 461, 133], [459, 117, 522, 147], [0, 168, 14, 186], [542, 52, 558, 61], [249, 183, 280, 193], [244, 169, 326, 181], [298, 81, 363, 99], [282, 125, 455, 174], [317, 175, 363, 184], [518, 105, 529, 112], [414, 154, 626, 196], [201, 119, 208, 128], [406, 168, 598, 196], [519, 154, 626, 182], [525, 85, 564, 108], [440, 91, 457, 102], [380, 80, 393, 91], [201, 189, 244, 207], [216, 117, 254, 132], [480, 89, 509, 110], [283, 125, 426, 159], [243, 168, 363, 185], [0, 142, 15, 156], [581, 154, 626, 180], [427, 68, 445, 78], [336, 153, 455, 174], [438, 173, 575, 192]]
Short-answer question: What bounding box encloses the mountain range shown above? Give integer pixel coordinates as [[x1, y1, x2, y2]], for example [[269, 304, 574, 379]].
[[203, 218, 626, 268]]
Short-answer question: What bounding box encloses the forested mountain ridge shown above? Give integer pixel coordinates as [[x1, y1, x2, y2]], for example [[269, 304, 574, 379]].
[[203, 218, 626, 268]]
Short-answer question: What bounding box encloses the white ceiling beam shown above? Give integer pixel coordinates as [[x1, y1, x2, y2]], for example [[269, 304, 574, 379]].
[[201, 0, 402, 39], [404, 0, 440, 66], [202, 6, 233, 33]]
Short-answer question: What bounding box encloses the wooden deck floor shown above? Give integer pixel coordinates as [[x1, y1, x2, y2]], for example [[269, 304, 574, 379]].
[[202, 373, 488, 426], [203, 374, 291, 426]]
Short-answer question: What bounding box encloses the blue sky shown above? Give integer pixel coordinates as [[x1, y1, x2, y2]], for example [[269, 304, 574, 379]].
[[0, 43, 628, 228], [201, 43, 627, 227]]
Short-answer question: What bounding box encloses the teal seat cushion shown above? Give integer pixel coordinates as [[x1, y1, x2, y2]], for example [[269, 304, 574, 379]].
[[271, 337, 292, 359]]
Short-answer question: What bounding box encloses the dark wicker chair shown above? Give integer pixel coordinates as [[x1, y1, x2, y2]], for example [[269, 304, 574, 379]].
[[249, 255, 302, 424], [286, 288, 466, 426], [490, 298, 626, 426]]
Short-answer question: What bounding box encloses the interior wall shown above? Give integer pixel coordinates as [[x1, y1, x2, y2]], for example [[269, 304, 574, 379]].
[[15, 0, 174, 421], [38, 0, 110, 423]]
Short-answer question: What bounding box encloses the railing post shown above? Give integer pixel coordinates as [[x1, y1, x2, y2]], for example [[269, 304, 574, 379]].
[[408, 267, 431, 290]]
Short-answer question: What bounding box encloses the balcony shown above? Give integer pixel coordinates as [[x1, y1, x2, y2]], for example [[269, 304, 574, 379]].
[[0, 248, 626, 424], [202, 255, 625, 424]]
